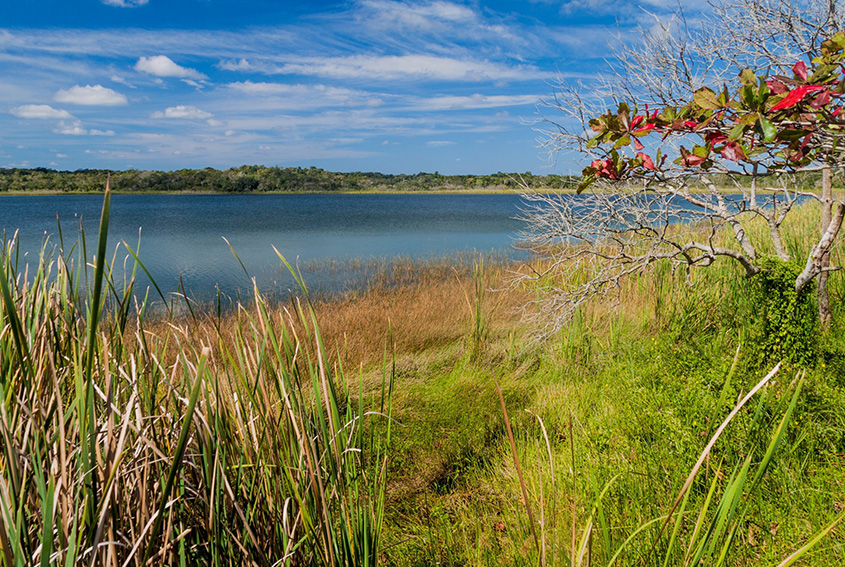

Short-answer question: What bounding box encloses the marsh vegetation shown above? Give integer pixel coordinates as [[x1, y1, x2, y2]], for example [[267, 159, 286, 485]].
[[0, 189, 843, 566]]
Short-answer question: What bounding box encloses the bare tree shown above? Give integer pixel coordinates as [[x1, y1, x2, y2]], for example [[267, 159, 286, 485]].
[[523, 0, 845, 336]]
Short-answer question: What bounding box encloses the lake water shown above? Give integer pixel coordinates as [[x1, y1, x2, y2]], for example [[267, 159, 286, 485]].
[[0, 193, 528, 300]]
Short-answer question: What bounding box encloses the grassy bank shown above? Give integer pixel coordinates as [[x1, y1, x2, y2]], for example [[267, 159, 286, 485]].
[[0, 192, 844, 565]]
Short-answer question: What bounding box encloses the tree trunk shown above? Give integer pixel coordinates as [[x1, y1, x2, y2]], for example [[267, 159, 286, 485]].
[[818, 167, 833, 329]]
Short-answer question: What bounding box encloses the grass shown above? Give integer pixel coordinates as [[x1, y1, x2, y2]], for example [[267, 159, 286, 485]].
[[0, 189, 844, 565]]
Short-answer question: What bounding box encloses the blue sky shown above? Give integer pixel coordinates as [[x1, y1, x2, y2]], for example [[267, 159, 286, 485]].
[[2, 0, 700, 174]]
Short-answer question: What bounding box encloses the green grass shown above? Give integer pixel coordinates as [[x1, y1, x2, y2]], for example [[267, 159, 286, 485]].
[[0, 191, 843, 565]]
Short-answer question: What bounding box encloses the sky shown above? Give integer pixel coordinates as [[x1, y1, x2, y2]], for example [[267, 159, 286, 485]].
[[1, 0, 705, 175]]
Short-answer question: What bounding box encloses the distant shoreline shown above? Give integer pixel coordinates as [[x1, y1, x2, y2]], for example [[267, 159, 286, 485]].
[[0, 165, 574, 195]]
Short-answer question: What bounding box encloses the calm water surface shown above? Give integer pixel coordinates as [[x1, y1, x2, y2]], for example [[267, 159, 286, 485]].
[[0, 193, 528, 299]]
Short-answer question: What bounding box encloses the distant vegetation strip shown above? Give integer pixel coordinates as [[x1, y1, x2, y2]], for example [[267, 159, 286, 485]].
[[0, 165, 576, 193]]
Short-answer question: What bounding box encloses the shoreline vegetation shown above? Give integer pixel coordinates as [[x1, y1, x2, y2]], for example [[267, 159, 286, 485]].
[[0, 165, 572, 194], [0, 188, 843, 565]]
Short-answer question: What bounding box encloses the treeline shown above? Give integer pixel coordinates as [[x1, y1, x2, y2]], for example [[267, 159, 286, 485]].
[[0, 166, 575, 193]]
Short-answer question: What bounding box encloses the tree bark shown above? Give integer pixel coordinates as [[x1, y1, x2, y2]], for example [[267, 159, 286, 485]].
[[818, 167, 833, 329]]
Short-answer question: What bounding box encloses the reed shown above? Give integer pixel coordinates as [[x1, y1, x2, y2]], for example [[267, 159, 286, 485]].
[[0, 188, 394, 566]]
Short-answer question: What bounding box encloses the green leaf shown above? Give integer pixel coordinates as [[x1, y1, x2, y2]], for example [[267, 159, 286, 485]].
[[718, 84, 730, 106], [728, 122, 747, 141], [577, 175, 596, 194], [692, 144, 710, 158], [617, 102, 631, 130], [739, 68, 757, 86], [758, 115, 777, 142], [694, 87, 721, 110], [776, 128, 812, 142]]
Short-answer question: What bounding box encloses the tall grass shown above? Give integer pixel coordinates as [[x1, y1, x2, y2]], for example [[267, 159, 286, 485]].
[[0, 186, 394, 565]]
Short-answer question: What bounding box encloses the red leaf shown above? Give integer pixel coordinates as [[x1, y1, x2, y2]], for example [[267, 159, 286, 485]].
[[769, 85, 826, 112], [633, 137, 644, 150], [793, 60, 809, 81], [788, 149, 805, 161], [633, 122, 656, 134], [801, 133, 813, 148], [684, 120, 698, 128], [706, 132, 728, 145], [592, 158, 618, 179], [767, 78, 789, 94], [681, 150, 707, 166], [602, 160, 618, 179], [720, 141, 747, 162], [811, 89, 831, 108], [637, 152, 655, 170], [631, 114, 644, 128]]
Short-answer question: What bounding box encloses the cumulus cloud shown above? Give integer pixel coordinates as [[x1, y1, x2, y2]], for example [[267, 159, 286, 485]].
[[218, 58, 252, 71], [151, 105, 212, 119], [54, 121, 88, 136], [102, 0, 149, 6], [135, 55, 207, 79], [10, 104, 74, 119], [89, 129, 116, 136], [54, 84, 128, 106]]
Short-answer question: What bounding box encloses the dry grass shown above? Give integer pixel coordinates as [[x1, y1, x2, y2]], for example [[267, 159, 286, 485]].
[[148, 258, 532, 375]]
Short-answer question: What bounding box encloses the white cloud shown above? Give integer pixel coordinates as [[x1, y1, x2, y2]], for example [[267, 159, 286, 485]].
[[151, 105, 212, 119], [54, 84, 128, 106], [55, 153, 67, 158], [110, 75, 136, 88], [10, 104, 74, 119], [101, 0, 149, 7], [557, 0, 705, 16], [182, 79, 205, 89], [360, 1, 476, 29], [269, 55, 543, 82], [411, 93, 539, 110], [426, 140, 456, 147], [224, 81, 370, 99], [218, 58, 252, 71], [89, 129, 116, 136], [54, 121, 88, 135], [134, 55, 207, 80]]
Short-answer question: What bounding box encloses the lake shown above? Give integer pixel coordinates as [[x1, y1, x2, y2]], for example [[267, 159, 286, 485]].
[[0, 193, 529, 300]]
